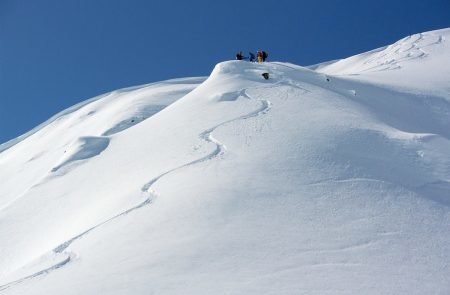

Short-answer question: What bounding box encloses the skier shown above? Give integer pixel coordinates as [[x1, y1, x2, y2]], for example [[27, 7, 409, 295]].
[[262, 51, 268, 62], [257, 50, 263, 63], [236, 51, 244, 60], [249, 52, 255, 62]]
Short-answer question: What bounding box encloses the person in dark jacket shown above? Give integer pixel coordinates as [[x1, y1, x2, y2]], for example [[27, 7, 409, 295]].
[[236, 51, 244, 60], [262, 51, 268, 62], [249, 52, 255, 62]]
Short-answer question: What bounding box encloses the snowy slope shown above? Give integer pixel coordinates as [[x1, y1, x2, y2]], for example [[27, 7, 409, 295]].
[[314, 28, 450, 96], [1, 28, 449, 294]]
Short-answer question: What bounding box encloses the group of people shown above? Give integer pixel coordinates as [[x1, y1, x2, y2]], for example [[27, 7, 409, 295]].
[[236, 50, 268, 62]]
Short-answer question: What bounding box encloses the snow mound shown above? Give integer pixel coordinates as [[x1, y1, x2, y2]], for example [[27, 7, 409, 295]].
[[50, 136, 110, 173]]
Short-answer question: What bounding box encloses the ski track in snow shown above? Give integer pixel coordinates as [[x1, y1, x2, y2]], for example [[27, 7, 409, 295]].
[[0, 80, 278, 292], [356, 33, 443, 73], [0, 197, 153, 291]]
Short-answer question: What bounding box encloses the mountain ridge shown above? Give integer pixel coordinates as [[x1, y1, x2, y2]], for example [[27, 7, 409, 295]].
[[1, 28, 449, 294]]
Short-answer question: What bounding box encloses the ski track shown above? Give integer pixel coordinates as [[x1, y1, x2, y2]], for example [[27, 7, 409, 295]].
[[0, 80, 279, 292], [0, 257, 71, 291]]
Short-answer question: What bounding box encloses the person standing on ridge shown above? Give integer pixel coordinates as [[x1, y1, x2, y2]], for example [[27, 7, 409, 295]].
[[236, 51, 244, 60], [257, 50, 263, 63], [249, 52, 255, 62], [262, 51, 268, 62]]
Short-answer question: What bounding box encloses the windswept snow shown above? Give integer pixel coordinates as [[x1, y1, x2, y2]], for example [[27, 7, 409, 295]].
[[50, 136, 110, 173], [1, 28, 450, 294], [315, 28, 450, 96]]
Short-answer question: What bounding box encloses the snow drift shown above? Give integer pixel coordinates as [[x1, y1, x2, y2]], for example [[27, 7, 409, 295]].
[[0, 28, 449, 294]]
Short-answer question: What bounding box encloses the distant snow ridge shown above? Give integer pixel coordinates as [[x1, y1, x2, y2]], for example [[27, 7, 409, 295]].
[[1, 28, 450, 295], [315, 29, 446, 75], [357, 33, 435, 71], [0, 92, 110, 154]]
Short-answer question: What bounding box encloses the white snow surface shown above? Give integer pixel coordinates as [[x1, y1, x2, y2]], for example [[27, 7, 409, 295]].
[[1, 28, 449, 294]]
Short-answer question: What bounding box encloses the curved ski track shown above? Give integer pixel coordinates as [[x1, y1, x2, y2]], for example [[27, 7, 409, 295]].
[[0, 81, 279, 291]]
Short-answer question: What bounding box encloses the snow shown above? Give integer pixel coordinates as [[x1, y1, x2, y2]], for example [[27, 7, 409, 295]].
[[0, 28, 449, 294], [314, 28, 450, 96]]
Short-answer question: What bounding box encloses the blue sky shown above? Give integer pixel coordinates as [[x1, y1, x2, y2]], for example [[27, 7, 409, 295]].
[[1, 0, 449, 144]]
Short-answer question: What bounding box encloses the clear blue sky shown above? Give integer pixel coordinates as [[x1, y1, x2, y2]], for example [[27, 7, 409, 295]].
[[1, 0, 449, 144]]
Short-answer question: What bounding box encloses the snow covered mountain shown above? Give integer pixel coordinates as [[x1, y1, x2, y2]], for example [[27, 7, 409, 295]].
[[1, 28, 449, 294]]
